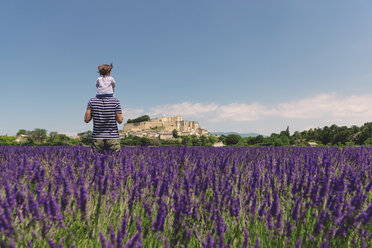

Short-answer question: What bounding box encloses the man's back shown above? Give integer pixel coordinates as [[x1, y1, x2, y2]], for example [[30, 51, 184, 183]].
[[87, 97, 122, 139]]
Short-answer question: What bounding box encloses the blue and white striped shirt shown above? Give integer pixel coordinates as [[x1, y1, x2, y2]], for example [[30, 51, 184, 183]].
[[87, 97, 122, 139]]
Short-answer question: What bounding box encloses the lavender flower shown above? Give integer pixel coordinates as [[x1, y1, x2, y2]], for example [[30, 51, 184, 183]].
[[125, 233, 142, 248], [293, 238, 302, 248], [99, 231, 107, 248], [251, 237, 260, 248], [270, 190, 280, 217], [79, 183, 88, 219], [241, 229, 249, 248], [319, 241, 330, 248], [164, 236, 171, 248], [153, 202, 166, 232]]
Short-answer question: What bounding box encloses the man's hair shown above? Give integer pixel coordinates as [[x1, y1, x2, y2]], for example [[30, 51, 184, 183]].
[[98, 63, 113, 76]]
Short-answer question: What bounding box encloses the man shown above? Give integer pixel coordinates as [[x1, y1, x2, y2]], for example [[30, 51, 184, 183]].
[[84, 96, 123, 153]]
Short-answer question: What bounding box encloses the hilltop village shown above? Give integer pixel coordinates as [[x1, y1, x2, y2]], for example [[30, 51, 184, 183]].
[[121, 115, 211, 140]]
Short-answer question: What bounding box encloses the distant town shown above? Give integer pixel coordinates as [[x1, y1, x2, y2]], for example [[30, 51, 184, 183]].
[[122, 115, 210, 139]]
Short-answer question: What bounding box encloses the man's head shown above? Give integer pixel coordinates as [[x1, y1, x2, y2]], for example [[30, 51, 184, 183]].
[[97, 63, 113, 76]]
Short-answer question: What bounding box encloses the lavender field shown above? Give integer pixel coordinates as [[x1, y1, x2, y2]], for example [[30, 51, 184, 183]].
[[0, 146, 371, 247]]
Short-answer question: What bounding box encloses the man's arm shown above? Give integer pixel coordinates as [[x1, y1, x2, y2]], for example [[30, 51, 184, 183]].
[[84, 109, 92, 123], [116, 112, 123, 124]]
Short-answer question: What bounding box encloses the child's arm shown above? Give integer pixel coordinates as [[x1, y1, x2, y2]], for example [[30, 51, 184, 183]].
[[96, 80, 99, 88]]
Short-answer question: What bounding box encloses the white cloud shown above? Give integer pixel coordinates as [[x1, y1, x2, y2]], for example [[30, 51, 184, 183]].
[[212, 102, 268, 122], [147, 93, 372, 127], [272, 93, 372, 122]]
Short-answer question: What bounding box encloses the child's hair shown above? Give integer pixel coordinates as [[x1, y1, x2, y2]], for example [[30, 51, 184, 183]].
[[97, 63, 113, 76]]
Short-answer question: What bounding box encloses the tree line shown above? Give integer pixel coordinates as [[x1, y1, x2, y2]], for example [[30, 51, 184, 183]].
[[1, 122, 371, 147], [0, 129, 81, 146], [127, 115, 150, 124], [221, 122, 372, 147]]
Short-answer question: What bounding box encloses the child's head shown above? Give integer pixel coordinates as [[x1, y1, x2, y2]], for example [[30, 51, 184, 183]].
[[97, 63, 113, 76]]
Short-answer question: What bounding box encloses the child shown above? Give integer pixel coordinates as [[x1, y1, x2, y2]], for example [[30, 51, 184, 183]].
[[96, 63, 116, 97]]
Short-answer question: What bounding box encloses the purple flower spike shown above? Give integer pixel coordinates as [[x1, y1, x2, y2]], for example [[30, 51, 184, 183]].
[[79, 183, 88, 219], [203, 233, 215, 248], [285, 220, 293, 237], [164, 236, 171, 248], [99, 231, 107, 248], [258, 202, 266, 220], [152, 202, 166, 233], [319, 241, 330, 248], [241, 229, 249, 248], [291, 198, 300, 222], [276, 212, 283, 231], [48, 238, 57, 248], [293, 238, 302, 248], [270, 190, 280, 217], [251, 237, 260, 248], [125, 233, 141, 248], [361, 200, 372, 225]]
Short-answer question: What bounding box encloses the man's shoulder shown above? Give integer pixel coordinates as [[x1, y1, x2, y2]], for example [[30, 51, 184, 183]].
[[88, 97, 120, 102], [110, 97, 120, 103]]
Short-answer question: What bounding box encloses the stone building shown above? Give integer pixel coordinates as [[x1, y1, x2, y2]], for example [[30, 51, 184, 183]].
[[122, 115, 210, 139]]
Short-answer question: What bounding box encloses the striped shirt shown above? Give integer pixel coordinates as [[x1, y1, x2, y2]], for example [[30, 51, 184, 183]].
[[87, 97, 122, 139]]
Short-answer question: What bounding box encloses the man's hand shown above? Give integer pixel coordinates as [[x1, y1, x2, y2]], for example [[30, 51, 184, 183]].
[[84, 109, 92, 123], [116, 112, 123, 124]]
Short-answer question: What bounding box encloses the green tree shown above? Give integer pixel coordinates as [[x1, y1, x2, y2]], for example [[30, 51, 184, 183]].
[[127, 115, 150, 123], [199, 135, 208, 146], [55, 134, 70, 144], [16, 129, 27, 136], [29, 129, 47, 143], [207, 136, 219, 145], [48, 131, 58, 142], [172, 129, 178, 138], [280, 126, 290, 137], [139, 137, 151, 146], [0, 136, 16, 145], [78, 131, 93, 145], [181, 136, 191, 146], [225, 134, 241, 145], [190, 135, 200, 146], [364, 137, 372, 146], [254, 135, 264, 145]]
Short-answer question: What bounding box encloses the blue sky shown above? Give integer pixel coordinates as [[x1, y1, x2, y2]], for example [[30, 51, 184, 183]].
[[1, 0, 372, 136]]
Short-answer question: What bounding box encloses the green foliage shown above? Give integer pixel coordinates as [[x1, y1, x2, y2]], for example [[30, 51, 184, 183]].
[[28, 128, 47, 143], [280, 126, 290, 137], [78, 131, 93, 145], [0, 136, 16, 145], [120, 136, 163, 146], [127, 115, 150, 123], [234, 122, 372, 147], [16, 129, 27, 136], [160, 139, 182, 146], [46, 133, 76, 146], [172, 129, 178, 138], [7, 122, 372, 147], [225, 134, 241, 145], [364, 137, 372, 145], [120, 135, 218, 147], [181, 136, 191, 146]]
